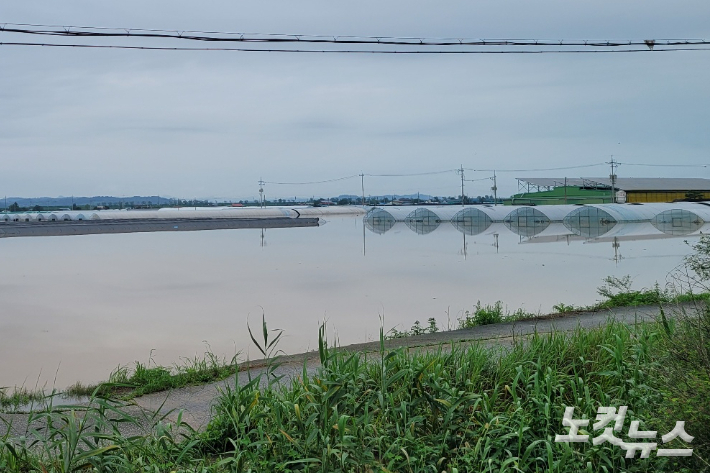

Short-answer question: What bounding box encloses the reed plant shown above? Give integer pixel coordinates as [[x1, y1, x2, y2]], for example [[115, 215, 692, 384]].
[[201, 318, 703, 472], [1, 316, 706, 471]]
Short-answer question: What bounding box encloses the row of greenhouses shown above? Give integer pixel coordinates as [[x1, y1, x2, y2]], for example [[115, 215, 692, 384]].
[[0, 206, 365, 223], [364, 203, 710, 238]]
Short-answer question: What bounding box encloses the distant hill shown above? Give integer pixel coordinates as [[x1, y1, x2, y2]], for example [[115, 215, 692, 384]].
[[3, 196, 166, 207]]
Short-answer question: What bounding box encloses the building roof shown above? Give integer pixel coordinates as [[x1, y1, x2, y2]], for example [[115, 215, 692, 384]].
[[516, 178, 591, 188], [516, 177, 710, 192]]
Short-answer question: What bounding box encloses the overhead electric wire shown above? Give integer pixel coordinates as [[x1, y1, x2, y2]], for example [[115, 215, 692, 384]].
[[5, 42, 710, 54], [366, 170, 457, 177], [464, 176, 495, 182], [263, 175, 358, 185], [2, 23, 708, 49], [617, 162, 709, 167], [465, 163, 607, 173], [262, 160, 705, 187], [1, 23, 709, 53]]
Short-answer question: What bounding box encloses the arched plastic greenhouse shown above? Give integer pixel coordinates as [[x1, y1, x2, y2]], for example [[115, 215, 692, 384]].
[[450, 206, 510, 235], [563, 206, 617, 238], [451, 208, 492, 235], [503, 207, 551, 237], [652, 209, 704, 235], [564, 203, 672, 238], [364, 208, 398, 234], [648, 203, 710, 236], [404, 208, 441, 235]]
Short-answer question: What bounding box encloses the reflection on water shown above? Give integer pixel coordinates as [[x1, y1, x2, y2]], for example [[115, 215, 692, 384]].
[[0, 211, 704, 390]]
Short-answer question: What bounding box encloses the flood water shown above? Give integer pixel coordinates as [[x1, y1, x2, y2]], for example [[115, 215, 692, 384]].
[[0, 214, 697, 390]]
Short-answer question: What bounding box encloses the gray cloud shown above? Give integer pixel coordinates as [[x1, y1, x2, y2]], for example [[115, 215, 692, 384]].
[[1, 1, 709, 199]]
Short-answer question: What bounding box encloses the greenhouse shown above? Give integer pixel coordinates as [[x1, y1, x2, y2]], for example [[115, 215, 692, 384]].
[[652, 209, 704, 236], [451, 208, 492, 235], [563, 206, 617, 238], [503, 207, 552, 237], [404, 208, 442, 235], [364, 208, 397, 234], [450, 206, 511, 235], [649, 203, 710, 236]]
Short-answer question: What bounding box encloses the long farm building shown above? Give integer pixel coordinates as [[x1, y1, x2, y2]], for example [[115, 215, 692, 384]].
[[510, 178, 710, 205]]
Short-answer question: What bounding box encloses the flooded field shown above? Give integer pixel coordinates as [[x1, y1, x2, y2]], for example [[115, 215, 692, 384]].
[[0, 212, 698, 389]]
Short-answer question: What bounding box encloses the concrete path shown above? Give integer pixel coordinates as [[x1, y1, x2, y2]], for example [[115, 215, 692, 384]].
[[0, 302, 691, 438]]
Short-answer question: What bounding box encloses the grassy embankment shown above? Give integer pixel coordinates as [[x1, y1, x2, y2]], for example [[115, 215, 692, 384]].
[[386, 274, 710, 338], [1, 309, 709, 472]]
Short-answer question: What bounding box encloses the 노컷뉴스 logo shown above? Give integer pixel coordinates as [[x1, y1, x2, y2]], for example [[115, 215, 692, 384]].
[[555, 406, 693, 458]]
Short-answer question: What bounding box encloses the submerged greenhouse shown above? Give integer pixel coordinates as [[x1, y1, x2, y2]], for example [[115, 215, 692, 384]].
[[404, 208, 442, 235]]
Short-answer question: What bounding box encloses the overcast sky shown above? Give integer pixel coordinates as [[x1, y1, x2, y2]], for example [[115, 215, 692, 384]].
[[2, 1, 709, 200]]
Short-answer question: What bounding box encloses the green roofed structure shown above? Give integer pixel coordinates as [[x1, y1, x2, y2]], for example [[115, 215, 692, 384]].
[[509, 177, 710, 205]]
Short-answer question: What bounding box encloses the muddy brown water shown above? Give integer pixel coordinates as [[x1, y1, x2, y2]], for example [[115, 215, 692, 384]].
[[0, 214, 697, 390]]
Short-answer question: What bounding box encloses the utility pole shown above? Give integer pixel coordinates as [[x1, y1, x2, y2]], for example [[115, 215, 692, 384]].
[[608, 156, 618, 204], [360, 173, 365, 206], [492, 170, 498, 206], [258, 179, 265, 208], [458, 164, 465, 207], [564, 177, 567, 205]]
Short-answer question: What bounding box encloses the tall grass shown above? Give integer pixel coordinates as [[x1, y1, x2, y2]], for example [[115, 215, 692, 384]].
[[1, 316, 706, 471], [64, 347, 240, 400], [201, 319, 701, 472], [0, 394, 207, 472]]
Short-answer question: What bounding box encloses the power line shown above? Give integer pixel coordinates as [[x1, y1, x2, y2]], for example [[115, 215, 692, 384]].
[[2, 24, 708, 49], [263, 175, 358, 185], [617, 162, 709, 167], [465, 176, 495, 182], [3, 42, 710, 54], [260, 160, 704, 187], [465, 163, 606, 172], [366, 169, 457, 177]]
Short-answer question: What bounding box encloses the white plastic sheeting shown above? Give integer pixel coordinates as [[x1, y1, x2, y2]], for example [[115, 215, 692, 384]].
[[0, 206, 368, 222], [528, 222, 578, 239], [526, 204, 582, 221], [586, 222, 664, 240], [295, 207, 366, 217], [585, 203, 668, 222]]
